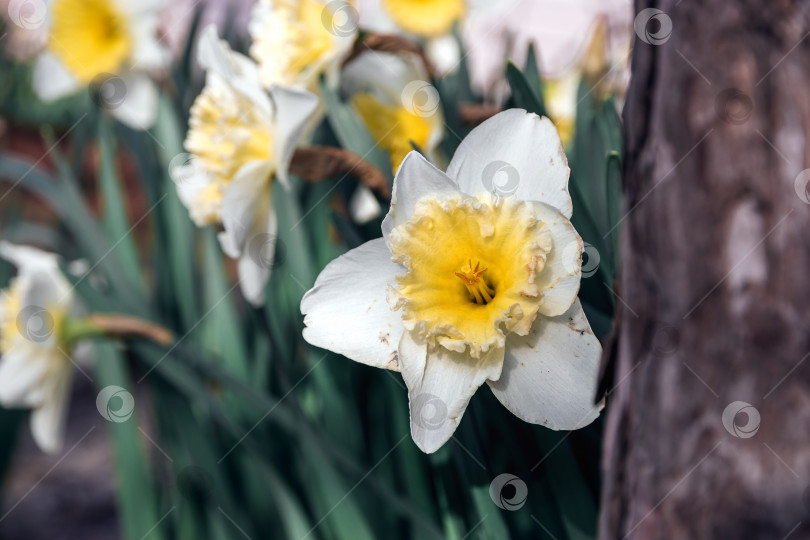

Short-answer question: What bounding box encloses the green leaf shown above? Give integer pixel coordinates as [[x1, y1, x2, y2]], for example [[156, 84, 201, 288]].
[[523, 43, 543, 96], [94, 341, 165, 540], [199, 228, 249, 379], [97, 115, 146, 292], [0, 151, 147, 315], [505, 61, 547, 117], [535, 431, 597, 540], [150, 93, 200, 329]]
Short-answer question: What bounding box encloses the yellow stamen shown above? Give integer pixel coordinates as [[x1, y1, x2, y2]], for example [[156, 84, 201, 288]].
[[454, 259, 495, 305], [389, 193, 553, 357]]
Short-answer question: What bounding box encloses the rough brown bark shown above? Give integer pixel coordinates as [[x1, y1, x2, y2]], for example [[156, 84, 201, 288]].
[[600, 1, 810, 539]]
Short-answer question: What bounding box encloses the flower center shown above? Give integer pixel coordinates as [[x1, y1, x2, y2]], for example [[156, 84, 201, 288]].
[[352, 92, 433, 172], [455, 259, 495, 305], [389, 193, 553, 357], [184, 79, 274, 225], [250, 0, 336, 89], [48, 0, 133, 84], [0, 278, 65, 353]]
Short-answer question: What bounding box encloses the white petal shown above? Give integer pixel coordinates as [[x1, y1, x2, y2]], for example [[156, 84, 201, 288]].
[[487, 299, 602, 430], [22, 264, 72, 316], [197, 25, 237, 79], [0, 349, 49, 407], [446, 109, 573, 217], [302, 238, 405, 370], [170, 160, 214, 226], [531, 201, 582, 317], [116, 0, 165, 17], [269, 85, 319, 188], [425, 35, 461, 76], [236, 194, 277, 307], [399, 331, 504, 453], [32, 52, 80, 101], [341, 50, 427, 104], [218, 160, 273, 259], [0, 241, 59, 271], [381, 152, 459, 244], [349, 185, 382, 224], [109, 74, 158, 130], [29, 364, 73, 454], [129, 18, 168, 70]]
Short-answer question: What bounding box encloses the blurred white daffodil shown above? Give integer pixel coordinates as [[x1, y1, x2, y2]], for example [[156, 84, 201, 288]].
[[342, 50, 444, 224], [172, 26, 319, 306], [31, 0, 168, 129], [302, 109, 602, 453], [342, 50, 444, 173], [248, 0, 357, 92], [0, 242, 86, 454], [358, 0, 464, 39]]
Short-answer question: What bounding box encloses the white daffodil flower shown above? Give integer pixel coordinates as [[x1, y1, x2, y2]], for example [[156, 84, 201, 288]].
[[172, 26, 319, 306], [248, 0, 357, 92], [342, 50, 444, 224], [342, 50, 444, 173], [30, 0, 168, 130], [0, 242, 86, 454], [301, 109, 602, 453]]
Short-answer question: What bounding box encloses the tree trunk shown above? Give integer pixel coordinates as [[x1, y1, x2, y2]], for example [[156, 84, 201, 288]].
[[599, 1, 810, 538]]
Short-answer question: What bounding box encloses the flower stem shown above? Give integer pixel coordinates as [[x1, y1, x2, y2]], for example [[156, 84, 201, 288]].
[[64, 314, 173, 347]]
